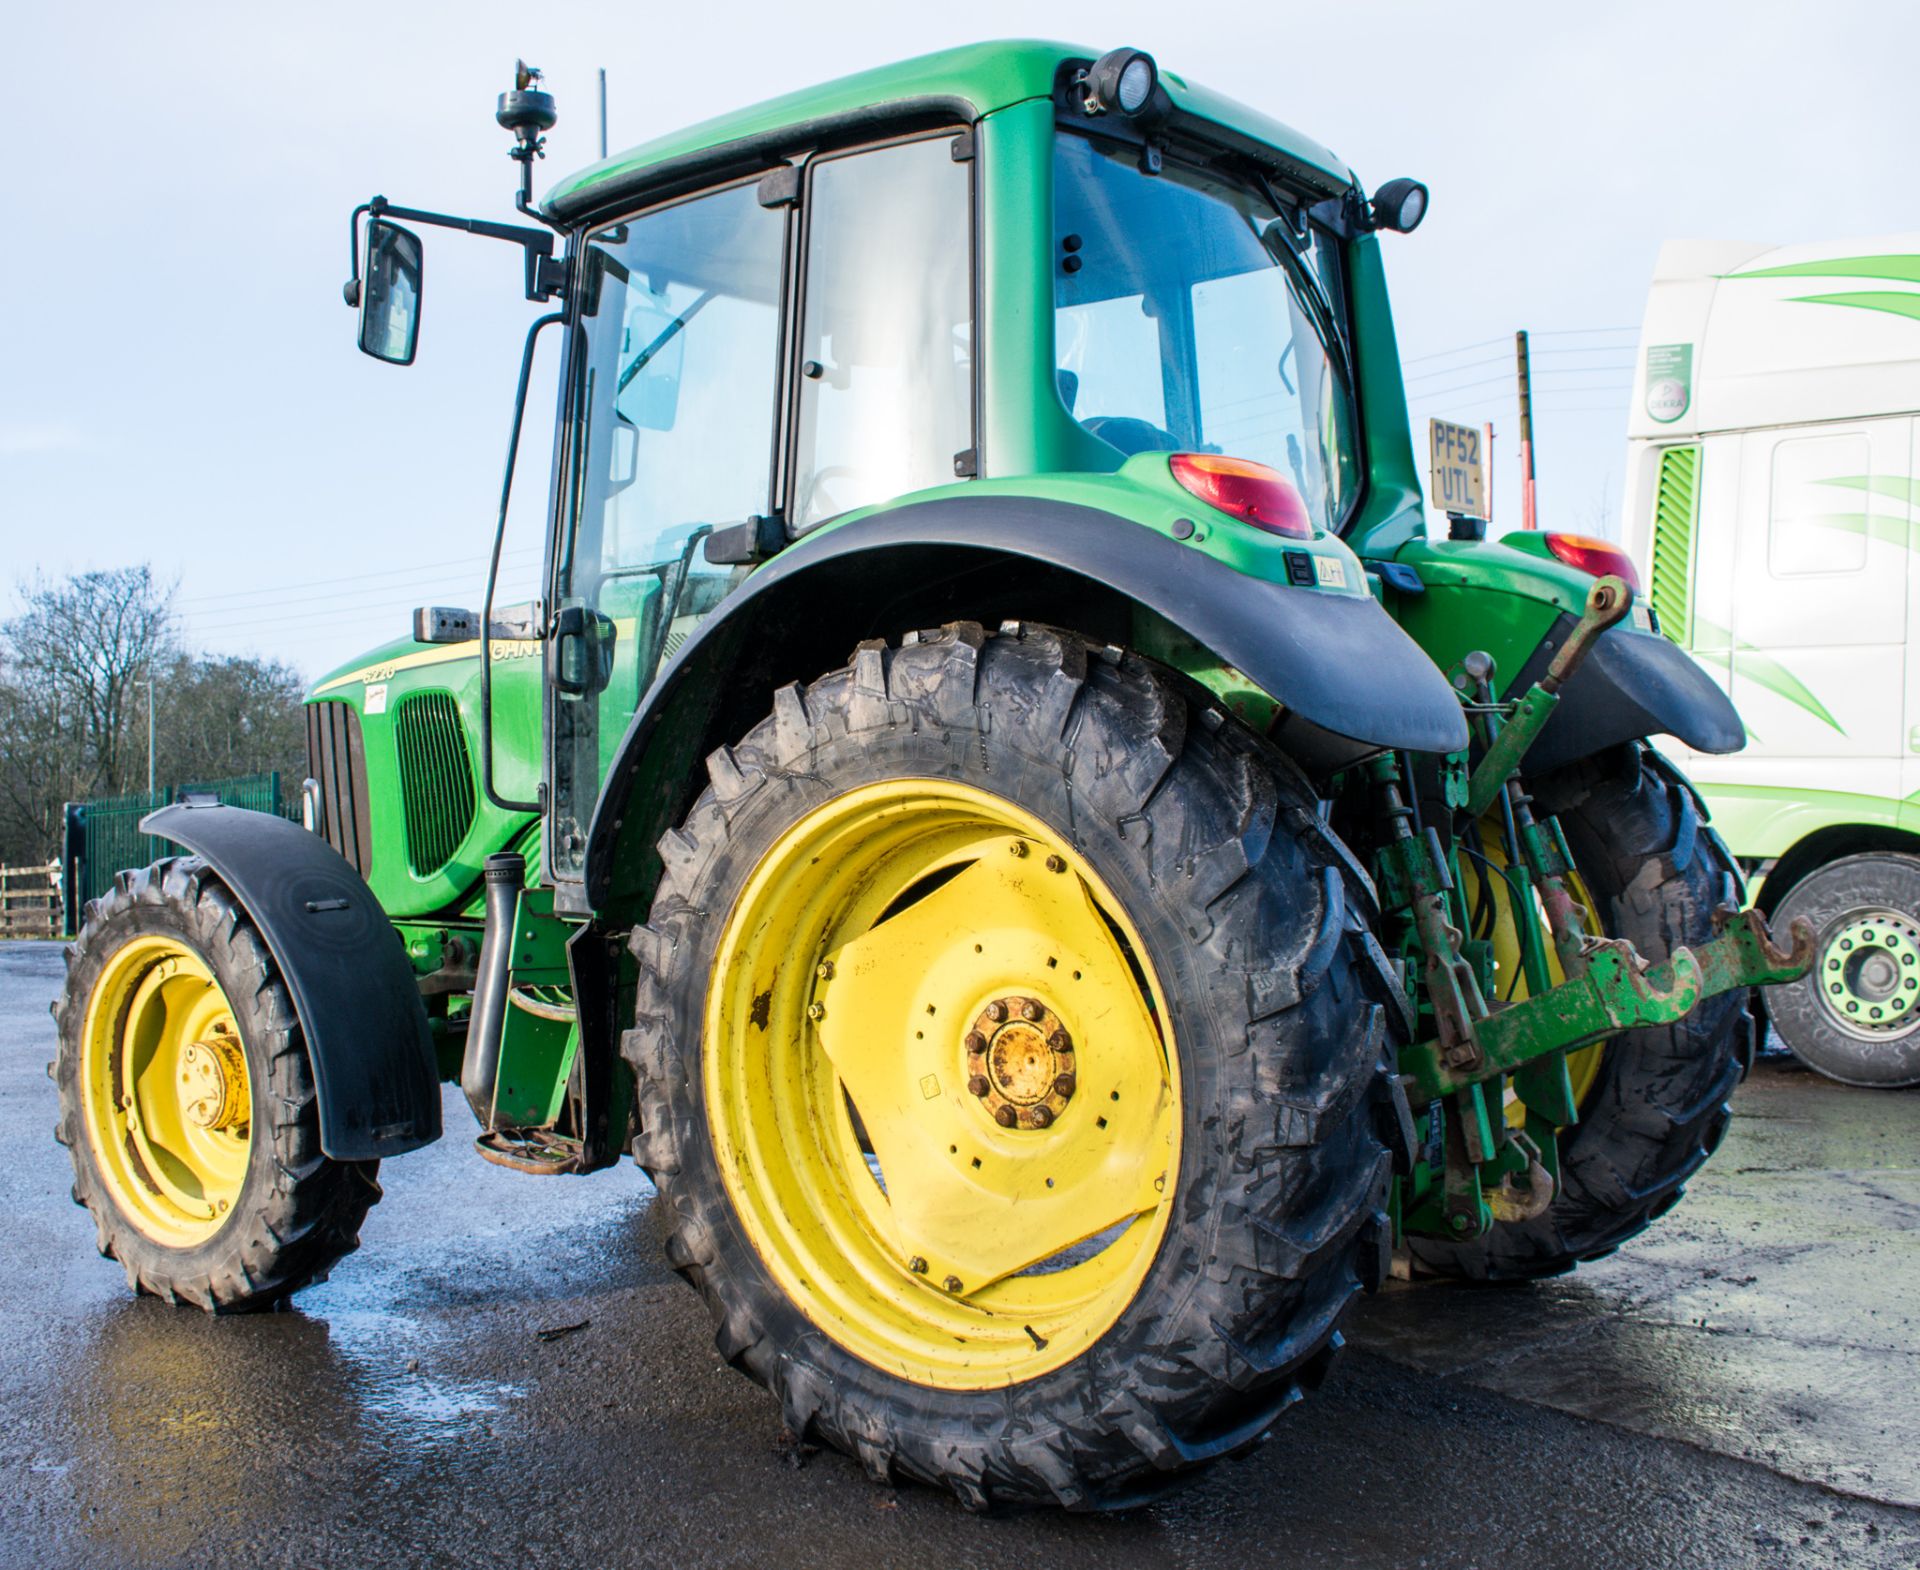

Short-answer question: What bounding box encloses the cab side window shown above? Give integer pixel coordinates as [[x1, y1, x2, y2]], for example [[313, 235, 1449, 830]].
[[1768, 434, 1871, 577], [791, 137, 973, 531]]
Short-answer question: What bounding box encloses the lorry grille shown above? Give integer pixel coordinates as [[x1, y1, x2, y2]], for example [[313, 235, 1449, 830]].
[[305, 701, 373, 878], [1648, 444, 1700, 644], [393, 690, 477, 877]]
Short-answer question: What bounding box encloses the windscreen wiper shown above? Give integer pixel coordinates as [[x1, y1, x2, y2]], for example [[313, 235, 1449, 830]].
[[1249, 171, 1353, 383]]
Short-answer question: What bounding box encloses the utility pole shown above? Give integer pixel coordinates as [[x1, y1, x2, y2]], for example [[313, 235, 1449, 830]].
[[598, 68, 608, 159], [1515, 331, 1537, 530]]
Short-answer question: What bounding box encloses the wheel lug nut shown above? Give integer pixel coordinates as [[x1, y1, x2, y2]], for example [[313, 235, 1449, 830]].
[[1044, 854, 1067, 874], [943, 1275, 964, 1293], [806, 1002, 825, 1022], [816, 959, 835, 980], [1029, 1106, 1054, 1129], [1047, 1030, 1069, 1050], [995, 1105, 1018, 1128], [1008, 840, 1028, 858], [985, 1001, 1007, 1023], [965, 1031, 987, 1054], [967, 1074, 991, 1098], [1020, 999, 1043, 1022], [908, 1256, 928, 1274], [1053, 1073, 1076, 1098]]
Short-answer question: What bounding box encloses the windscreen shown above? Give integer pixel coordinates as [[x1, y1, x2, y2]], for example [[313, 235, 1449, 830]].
[[1053, 132, 1361, 531]]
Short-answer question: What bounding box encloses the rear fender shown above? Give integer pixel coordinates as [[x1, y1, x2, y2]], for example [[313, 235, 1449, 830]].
[[1515, 617, 1746, 775], [142, 801, 441, 1160], [577, 495, 1468, 910]]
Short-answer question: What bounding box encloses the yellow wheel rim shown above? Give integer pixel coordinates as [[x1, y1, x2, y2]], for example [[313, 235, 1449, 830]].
[[79, 934, 253, 1247], [1469, 823, 1607, 1127], [704, 780, 1180, 1390]]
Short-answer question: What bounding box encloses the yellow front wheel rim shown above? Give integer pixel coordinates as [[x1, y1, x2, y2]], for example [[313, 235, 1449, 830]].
[[705, 780, 1181, 1390], [79, 935, 253, 1247]]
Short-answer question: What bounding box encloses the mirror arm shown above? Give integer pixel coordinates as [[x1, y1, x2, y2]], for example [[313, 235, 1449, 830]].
[[342, 202, 374, 306], [344, 195, 566, 303], [479, 310, 566, 817]]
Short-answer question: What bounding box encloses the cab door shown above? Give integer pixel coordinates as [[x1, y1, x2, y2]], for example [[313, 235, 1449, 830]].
[[1728, 418, 1911, 800], [545, 178, 791, 883]]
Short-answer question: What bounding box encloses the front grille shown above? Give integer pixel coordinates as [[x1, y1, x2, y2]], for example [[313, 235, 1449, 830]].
[[306, 701, 373, 877], [393, 690, 477, 877]]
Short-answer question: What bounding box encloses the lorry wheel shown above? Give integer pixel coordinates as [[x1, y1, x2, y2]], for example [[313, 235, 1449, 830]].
[[53, 858, 381, 1311], [1410, 744, 1754, 1280], [1765, 853, 1920, 1088], [625, 623, 1406, 1509]]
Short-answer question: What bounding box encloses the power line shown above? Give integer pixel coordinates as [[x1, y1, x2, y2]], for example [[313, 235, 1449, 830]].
[[1399, 324, 1636, 367], [174, 574, 544, 640], [174, 547, 541, 612]]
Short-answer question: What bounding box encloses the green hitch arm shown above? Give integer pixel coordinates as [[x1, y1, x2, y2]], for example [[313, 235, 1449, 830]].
[[1398, 906, 1815, 1106], [1692, 907, 1817, 997], [1465, 576, 1634, 818], [1400, 939, 1701, 1105]]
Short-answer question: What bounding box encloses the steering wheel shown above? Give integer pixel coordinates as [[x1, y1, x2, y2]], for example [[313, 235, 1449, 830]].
[[802, 465, 864, 522]]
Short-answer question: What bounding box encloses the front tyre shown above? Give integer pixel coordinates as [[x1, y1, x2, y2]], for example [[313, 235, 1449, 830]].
[[626, 624, 1406, 1509], [53, 858, 381, 1311], [1767, 853, 1920, 1088]]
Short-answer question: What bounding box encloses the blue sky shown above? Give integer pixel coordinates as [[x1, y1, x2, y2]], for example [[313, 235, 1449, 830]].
[[4, 1, 1913, 677]]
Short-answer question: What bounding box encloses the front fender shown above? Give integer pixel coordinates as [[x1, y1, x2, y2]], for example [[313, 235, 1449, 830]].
[[142, 801, 440, 1160], [580, 495, 1467, 907], [1516, 618, 1746, 775]]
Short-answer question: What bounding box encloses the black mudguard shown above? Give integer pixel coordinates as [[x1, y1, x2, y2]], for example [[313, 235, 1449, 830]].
[[580, 494, 1468, 906], [142, 801, 441, 1161], [1516, 616, 1746, 776]]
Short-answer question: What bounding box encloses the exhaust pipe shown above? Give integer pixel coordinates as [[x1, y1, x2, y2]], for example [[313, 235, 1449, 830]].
[[461, 851, 525, 1129]]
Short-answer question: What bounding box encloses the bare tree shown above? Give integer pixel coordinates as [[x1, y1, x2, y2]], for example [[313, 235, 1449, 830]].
[[0, 567, 177, 863], [0, 567, 318, 864], [148, 651, 308, 804], [6, 567, 177, 796]]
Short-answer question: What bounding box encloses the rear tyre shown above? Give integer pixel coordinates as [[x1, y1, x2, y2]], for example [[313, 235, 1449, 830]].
[[1767, 853, 1920, 1088], [625, 623, 1409, 1509], [53, 858, 381, 1311], [1410, 744, 1754, 1280]]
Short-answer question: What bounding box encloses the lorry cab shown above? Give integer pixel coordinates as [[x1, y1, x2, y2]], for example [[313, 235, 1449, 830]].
[[1624, 235, 1920, 1084]]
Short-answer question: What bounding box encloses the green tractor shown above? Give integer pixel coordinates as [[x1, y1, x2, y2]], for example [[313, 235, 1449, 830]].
[[54, 42, 1813, 1509]]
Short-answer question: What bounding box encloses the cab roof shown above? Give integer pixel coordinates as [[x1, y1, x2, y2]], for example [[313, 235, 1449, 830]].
[[543, 40, 1353, 222]]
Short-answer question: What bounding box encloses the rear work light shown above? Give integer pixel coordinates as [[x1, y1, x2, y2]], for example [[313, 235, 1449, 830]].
[[1169, 454, 1313, 539], [1543, 532, 1642, 594]]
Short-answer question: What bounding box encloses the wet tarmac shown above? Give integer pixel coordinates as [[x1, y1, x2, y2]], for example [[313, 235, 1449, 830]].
[[4, 937, 1916, 1569]]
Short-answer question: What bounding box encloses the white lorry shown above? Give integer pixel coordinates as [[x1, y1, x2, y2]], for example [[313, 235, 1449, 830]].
[[1623, 236, 1920, 1086]]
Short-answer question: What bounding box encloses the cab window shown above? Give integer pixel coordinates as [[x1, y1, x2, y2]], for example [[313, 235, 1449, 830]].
[[791, 136, 974, 531]]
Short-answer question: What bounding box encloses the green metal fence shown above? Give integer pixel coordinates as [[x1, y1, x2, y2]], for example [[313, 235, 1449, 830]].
[[62, 772, 289, 933]]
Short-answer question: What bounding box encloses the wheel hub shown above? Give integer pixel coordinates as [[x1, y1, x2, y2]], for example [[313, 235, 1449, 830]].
[[966, 998, 1076, 1128], [180, 1029, 249, 1132], [1820, 911, 1920, 1035]]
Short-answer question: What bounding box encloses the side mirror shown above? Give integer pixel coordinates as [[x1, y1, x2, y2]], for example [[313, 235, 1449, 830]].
[[358, 219, 424, 365]]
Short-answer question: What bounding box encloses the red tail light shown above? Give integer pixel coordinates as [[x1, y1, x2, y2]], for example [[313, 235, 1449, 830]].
[[1169, 453, 1313, 539], [1543, 532, 1642, 593]]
